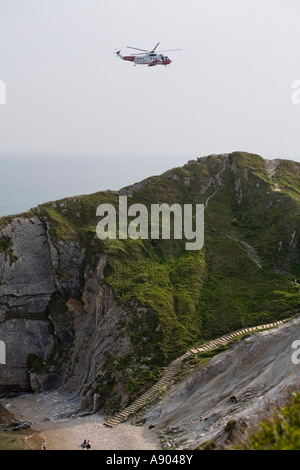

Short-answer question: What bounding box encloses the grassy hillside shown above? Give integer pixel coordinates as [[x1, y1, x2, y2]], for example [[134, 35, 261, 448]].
[[27, 151, 299, 361]]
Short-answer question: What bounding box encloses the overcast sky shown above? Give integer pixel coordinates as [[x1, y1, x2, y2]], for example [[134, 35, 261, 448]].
[[0, 0, 300, 164]]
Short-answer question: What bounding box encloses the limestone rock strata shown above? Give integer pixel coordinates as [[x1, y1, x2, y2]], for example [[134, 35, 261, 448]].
[[0, 216, 86, 394], [0, 217, 56, 314]]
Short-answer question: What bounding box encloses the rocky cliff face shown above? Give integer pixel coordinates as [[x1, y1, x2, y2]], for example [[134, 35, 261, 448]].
[[0, 319, 54, 395], [144, 317, 300, 450], [0, 152, 299, 413], [0, 215, 84, 395], [0, 217, 56, 314], [0, 216, 161, 411]]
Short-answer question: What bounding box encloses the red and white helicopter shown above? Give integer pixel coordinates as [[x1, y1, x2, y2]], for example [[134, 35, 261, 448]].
[[115, 42, 181, 67]]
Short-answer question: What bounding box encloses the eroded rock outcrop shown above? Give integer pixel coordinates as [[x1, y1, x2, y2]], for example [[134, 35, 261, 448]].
[[144, 317, 300, 449]]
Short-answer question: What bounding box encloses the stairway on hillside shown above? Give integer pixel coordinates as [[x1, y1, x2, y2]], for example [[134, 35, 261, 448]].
[[103, 320, 285, 427]]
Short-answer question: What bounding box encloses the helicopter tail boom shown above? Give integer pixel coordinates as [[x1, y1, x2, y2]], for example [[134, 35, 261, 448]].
[[116, 50, 135, 62]]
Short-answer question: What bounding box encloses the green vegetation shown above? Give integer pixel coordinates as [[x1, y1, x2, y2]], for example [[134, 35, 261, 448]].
[[104, 240, 205, 358], [274, 160, 300, 200], [0, 235, 18, 264], [0, 235, 12, 252], [241, 392, 300, 450]]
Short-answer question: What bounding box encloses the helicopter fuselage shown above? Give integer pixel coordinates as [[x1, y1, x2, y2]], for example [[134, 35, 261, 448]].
[[117, 51, 172, 67]]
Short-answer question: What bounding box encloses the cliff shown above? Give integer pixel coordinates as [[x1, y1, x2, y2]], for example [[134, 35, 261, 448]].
[[0, 152, 299, 414]]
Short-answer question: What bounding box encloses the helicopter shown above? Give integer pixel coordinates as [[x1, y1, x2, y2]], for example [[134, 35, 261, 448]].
[[115, 42, 182, 67]]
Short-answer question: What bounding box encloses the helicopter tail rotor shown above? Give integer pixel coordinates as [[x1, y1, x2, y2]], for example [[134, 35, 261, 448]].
[[114, 49, 123, 59]]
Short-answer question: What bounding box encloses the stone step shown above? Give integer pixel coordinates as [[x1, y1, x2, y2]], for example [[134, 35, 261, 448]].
[[126, 400, 144, 408], [104, 420, 121, 427]]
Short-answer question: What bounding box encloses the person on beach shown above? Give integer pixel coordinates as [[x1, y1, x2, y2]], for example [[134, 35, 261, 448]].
[[85, 440, 91, 450], [81, 439, 87, 448], [42, 441, 46, 450]]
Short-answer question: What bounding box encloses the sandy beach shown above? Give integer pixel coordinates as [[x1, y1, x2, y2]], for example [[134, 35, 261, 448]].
[[1, 392, 161, 451]]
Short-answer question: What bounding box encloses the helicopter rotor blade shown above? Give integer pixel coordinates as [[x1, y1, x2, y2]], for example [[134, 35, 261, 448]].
[[129, 50, 182, 56], [156, 49, 182, 53], [151, 42, 160, 53], [127, 46, 149, 52], [125, 44, 182, 56]]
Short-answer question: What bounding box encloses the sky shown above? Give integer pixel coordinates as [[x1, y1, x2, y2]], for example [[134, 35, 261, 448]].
[[0, 0, 300, 169]]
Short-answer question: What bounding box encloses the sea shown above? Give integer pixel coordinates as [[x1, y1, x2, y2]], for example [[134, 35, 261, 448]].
[[0, 154, 191, 218]]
